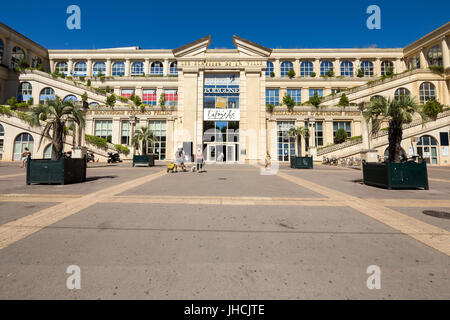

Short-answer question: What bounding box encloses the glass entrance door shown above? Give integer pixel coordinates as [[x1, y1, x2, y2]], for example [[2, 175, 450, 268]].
[[206, 144, 237, 162]]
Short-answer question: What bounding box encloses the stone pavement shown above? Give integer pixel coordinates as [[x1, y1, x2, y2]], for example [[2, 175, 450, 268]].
[[0, 162, 449, 299]]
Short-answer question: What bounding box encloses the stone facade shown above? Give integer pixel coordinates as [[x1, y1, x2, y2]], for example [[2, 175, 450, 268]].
[[0, 22, 449, 164]]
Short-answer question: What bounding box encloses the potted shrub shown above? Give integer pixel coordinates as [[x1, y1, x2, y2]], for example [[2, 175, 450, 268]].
[[131, 126, 156, 167], [287, 69, 296, 79], [26, 96, 87, 185], [309, 93, 321, 108], [338, 94, 350, 108], [288, 126, 313, 169], [362, 95, 430, 189], [334, 128, 347, 144], [283, 94, 295, 112]]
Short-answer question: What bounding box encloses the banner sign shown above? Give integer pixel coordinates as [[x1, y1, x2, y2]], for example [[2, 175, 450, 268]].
[[204, 109, 240, 121], [204, 87, 239, 94]]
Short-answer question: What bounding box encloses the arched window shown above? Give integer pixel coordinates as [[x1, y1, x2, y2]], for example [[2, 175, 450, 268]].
[[93, 62, 106, 76], [340, 60, 353, 77], [74, 61, 87, 76], [150, 61, 163, 75], [280, 61, 293, 77], [394, 88, 410, 100], [39, 87, 55, 104], [300, 61, 313, 77], [63, 95, 78, 102], [11, 46, 25, 69], [360, 61, 374, 77], [55, 62, 68, 74], [18, 82, 32, 102], [419, 82, 436, 103], [427, 44, 442, 66], [131, 62, 144, 76], [31, 56, 42, 69], [43, 144, 52, 159], [89, 102, 99, 106], [381, 61, 394, 76], [265, 61, 274, 76], [408, 55, 420, 70], [112, 62, 125, 76], [13, 133, 34, 161], [417, 135, 439, 164], [320, 60, 333, 76], [0, 39, 3, 65], [170, 61, 178, 75], [0, 123, 4, 160]]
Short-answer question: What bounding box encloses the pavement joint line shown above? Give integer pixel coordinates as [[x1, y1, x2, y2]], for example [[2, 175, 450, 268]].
[[0, 169, 167, 250], [366, 199, 450, 208], [273, 168, 450, 257], [104, 196, 345, 207], [429, 177, 450, 183], [0, 173, 25, 179]]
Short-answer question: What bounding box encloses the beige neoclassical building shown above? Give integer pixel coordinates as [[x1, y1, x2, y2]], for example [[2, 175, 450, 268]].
[[0, 21, 449, 165]]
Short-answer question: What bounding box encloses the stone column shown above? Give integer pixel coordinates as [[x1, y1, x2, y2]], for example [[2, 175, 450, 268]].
[[86, 59, 92, 77], [324, 120, 334, 146], [374, 58, 381, 77], [106, 59, 112, 76], [419, 49, 429, 69], [293, 59, 300, 77], [27, 50, 33, 67], [67, 59, 74, 76], [301, 86, 309, 103], [144, 59, 150, 76], [274, 59, 280, 77], [442, 37, 450, 70], [125, 59, 131, 77], [129, 116, 137, 155], [163, 59, 169, 76], [135, 86, 143, 98], [166, 118, 175, 161], [334, 58, 340, 76], [3, 38, 12, 68], [354, 58, 361, 76], [313, 59, 320, 76]]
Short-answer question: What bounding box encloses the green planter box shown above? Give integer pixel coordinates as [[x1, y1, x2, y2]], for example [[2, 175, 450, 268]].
[[290, 156, 313, 169], [132, 154, 155, 167], [26, 156, 87, 185], [362, 161, 429, 190]]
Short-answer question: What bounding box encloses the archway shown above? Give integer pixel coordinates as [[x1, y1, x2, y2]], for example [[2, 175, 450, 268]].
[[417, 135, 439, 165], [13, 133, 34, 161]]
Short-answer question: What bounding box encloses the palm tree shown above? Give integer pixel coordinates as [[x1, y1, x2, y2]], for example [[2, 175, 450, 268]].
[[132, 126, 156, 155], [29, 96, 86, 160], [288, 126, 309, 157], [363, 95, 425, 162]]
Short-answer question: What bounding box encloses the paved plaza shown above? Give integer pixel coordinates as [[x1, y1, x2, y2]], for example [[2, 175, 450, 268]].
[[0, 162, 449, 299]]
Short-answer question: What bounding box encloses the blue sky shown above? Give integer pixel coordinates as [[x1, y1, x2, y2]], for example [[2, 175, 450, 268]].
[[1, 0, 449, 50]]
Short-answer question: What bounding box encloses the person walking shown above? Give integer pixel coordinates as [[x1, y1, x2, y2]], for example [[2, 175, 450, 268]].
[[196, 148, 204, 173], [174, 148, 181, 172], [21, 147, 31, 168], [265, 151, 271, 168]]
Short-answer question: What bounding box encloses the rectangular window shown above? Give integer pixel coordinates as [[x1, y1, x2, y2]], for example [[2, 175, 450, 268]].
[[309, 89, 323, 98], [333, 121, 351, 138], [277, 121, 296, 162], [149, 120, 167, 160], [266, 89, 279, 106], [143, 89, 157, 105], [94, 120, 112, 143], [331, 89, 340, 95], [315, 121, 323, 146], [121, 89, 135, 99], [164, 89, 178, 107], [121, 121, 130, 145], [287, 89, 301, 104], [440, 132, 449, 146]]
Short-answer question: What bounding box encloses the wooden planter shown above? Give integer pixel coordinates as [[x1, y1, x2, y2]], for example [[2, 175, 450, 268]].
[[290, 156, 313, 169], [362, 161, 429, 190], [26, 156, 87, 185], [132, 154, 155, 167]]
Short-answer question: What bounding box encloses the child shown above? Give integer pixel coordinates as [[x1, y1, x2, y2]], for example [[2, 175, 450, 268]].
[[21, 147, 31, 168]]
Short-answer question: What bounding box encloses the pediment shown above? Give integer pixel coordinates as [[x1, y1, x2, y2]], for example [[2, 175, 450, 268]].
[[232, 35, 272, 57], [172, 35, 211, 57]]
